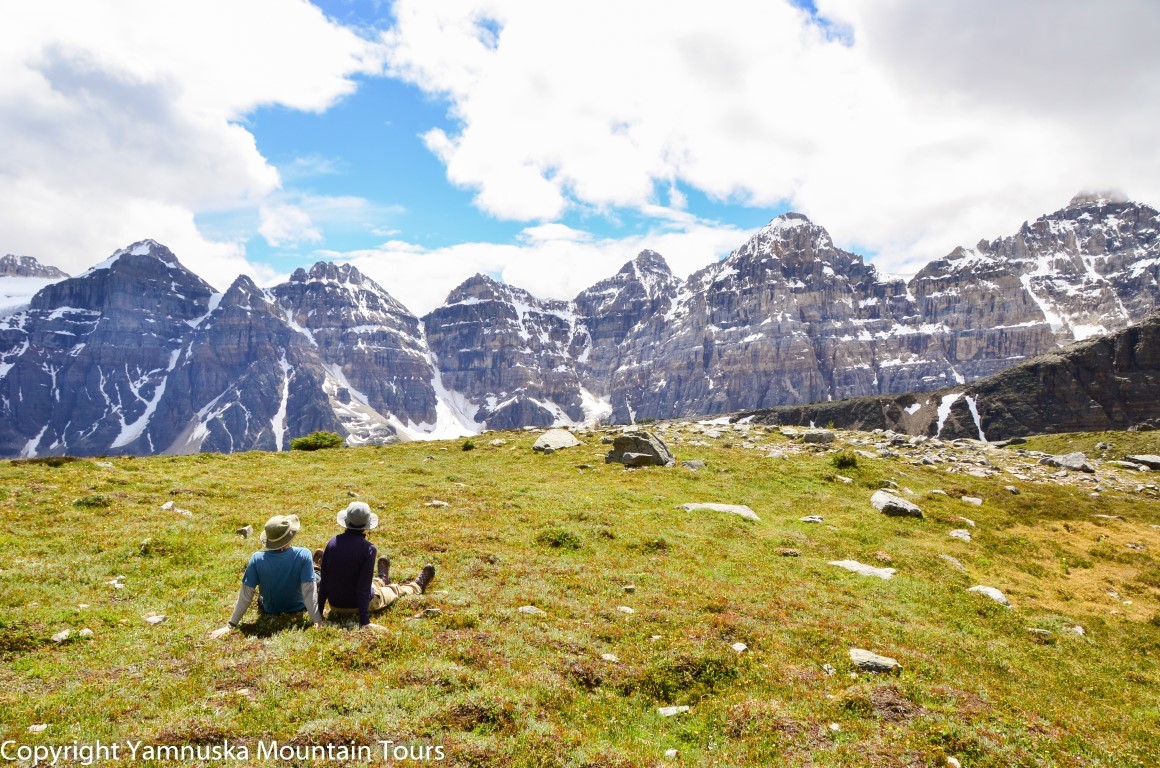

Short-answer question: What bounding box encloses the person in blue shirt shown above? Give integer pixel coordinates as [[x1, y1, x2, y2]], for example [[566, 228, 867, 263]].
[[317, 502, 435, 629], [209, 514, 323, 638]]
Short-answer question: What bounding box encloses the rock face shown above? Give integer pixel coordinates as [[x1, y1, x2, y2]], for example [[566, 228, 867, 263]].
[[742, 309, 1160, 441], [3, 193, 1160, 456], [0, 244, 438, 455], [422, 274, 586, 430], [605, 431, 675, 467], [1125, 455, 1160, 470]]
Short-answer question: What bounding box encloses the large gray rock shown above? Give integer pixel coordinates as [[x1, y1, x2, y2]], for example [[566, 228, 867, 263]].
[[1125, 454, 1160, 470], [803, 430, 835, 444], [1038, 452, 1095, 472], [605, 431, 674, 467], [849, 648, 902, 673], [870, 491, 924, 519], [533, 429, 582, 452], [677, 503, 760, 522]]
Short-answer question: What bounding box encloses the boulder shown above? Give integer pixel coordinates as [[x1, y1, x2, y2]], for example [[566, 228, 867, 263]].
[[680, 460, 705, 470], [803, 430, 835, 444], [1038, 452, 1095, 472], [605, 431, 675, 467], [533, 429, 582, 453], [1125, 454, 1160, 470], [677, 503, 760, 522], [870, 491, 923, 519], [849, 648, 901, 673], [949, 529, 972, 542]]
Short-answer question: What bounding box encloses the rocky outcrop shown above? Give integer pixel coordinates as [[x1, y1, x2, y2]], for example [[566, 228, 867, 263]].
[[741, 310, 1160, 441]]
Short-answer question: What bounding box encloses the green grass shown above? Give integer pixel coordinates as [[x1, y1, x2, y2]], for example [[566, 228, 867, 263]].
[[0, 427, 1158, 767]]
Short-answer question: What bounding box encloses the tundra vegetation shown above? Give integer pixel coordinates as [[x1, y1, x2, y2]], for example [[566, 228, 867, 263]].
[[0, 426, 1157, 767]]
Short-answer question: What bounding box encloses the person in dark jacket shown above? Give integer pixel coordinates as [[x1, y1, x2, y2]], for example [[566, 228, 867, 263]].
[[316, 502, 435, 628]]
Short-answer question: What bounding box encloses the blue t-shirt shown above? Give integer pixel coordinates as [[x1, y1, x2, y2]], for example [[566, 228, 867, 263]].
[[242, 546, 316, 615]]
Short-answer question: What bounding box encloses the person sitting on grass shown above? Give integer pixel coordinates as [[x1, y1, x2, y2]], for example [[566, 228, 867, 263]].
[[315, 502, 435, 630], [209, 514, 323, 639]]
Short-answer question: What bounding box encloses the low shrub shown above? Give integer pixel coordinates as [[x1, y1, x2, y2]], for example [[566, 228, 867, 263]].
[[536, 527, 582, 550], [290, 431, 344, 451], [830, 450, 858, 470]]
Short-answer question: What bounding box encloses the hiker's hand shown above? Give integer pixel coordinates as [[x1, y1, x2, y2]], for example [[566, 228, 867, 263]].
[[208, 625, 233, 640]]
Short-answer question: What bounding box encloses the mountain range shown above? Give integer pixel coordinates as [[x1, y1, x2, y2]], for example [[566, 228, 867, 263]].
[[1, 193, 1157, 457]]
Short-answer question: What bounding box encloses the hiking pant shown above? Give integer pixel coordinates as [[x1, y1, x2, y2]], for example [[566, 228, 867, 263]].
[[369, 577, 422, 611]]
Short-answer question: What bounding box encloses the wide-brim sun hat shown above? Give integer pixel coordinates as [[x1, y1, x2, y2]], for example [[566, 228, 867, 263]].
[[260, 514, 301, 550], [337, 501, 379, 531]]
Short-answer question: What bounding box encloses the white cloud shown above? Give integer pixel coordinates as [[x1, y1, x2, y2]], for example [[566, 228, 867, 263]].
[[0, 0, 384, 277], [259, 204, 324, 247], [322, 217, 755, 316], [384, 0, 1160, 273]]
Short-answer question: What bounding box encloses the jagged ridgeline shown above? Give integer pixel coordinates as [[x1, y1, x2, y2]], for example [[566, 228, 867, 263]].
[[1, 194, 1158, 456]]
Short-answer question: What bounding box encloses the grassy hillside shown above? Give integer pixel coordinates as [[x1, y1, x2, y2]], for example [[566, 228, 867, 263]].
[[1, 425, 1158, 767]]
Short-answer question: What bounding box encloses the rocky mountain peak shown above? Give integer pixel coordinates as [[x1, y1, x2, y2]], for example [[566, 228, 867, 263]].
[[626, 249, 672, 276], [220, 274, 271, 310], [0, 254, 68, 279], [28, 240, 214, 320]]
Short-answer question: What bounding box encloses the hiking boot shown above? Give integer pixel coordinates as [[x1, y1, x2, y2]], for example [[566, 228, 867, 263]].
[[312, 548, 323, 569], [377, 556, 391, 582], [412, 564, 435, 593]]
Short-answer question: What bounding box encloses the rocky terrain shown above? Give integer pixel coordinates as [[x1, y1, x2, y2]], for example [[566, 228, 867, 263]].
[[740, 309, 1160, 440], [1, 194, 1158, 456], [0, 254, 68, 316]]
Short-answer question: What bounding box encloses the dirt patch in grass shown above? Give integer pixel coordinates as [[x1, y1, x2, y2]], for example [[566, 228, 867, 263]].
[[839, 684, 924, 722]]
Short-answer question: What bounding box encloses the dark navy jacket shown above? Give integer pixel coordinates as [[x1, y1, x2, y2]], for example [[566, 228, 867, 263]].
[[317, 531, 377, 626]]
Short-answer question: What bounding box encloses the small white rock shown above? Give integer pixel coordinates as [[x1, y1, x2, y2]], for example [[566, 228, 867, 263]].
[[601, 653, 619, 663], [424, 500, 450, 508], [664, 748, 679, 760], [947, 758, 962, 768], [649, 635, 662, 642], [657, 706, 690, 717], [145, 615, 167, 625], [617, 606, 635, 615], [958, 516, 976, 527], [961, 496, 983, 506], [517, 605, 546, 616], [28, 724, 48, 734], [51, 630, 71, 643], [800, 515, 823, 524], [828, 723, 841, 732], [1070, 625, 1086, 636], [160, 501, 174, 510], [77, 604, 89, 609], [949, 529, 972, 543], [968, 585, 1011, 607], [822, 663, 836, 676], [731, 642, 748, 653], [79, 628, 94, 638]]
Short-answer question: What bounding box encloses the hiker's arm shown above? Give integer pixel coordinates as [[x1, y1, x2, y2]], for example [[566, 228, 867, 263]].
[[228, 584, 256, 625], [357, 545, 375, 627], [210, 584, 256, 638], [300, 581, 324, 626]]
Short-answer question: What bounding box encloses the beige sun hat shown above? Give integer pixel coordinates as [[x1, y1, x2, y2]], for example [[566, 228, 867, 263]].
[[260, 514, 301, 550], [336, 501, 378, 531]]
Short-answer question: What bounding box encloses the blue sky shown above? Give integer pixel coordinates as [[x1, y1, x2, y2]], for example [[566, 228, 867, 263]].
[[3, 1, 1157, 314]]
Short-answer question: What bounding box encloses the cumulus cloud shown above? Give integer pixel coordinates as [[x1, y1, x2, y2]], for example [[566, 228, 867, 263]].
[[321, 216, 755, 316], [0, 0, 384, 282], [384, 0, 1160, 273]]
